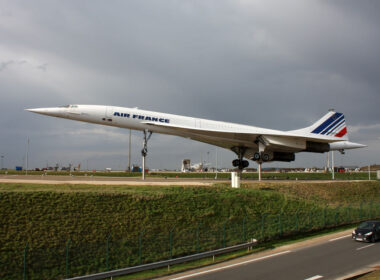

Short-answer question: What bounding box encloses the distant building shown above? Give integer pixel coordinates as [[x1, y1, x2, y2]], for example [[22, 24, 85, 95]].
[[181, 159, 191, 172]]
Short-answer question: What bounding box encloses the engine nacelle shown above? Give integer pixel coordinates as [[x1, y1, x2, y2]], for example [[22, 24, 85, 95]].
[[272, 152, 295, 162], [305, 141, 330, 153]]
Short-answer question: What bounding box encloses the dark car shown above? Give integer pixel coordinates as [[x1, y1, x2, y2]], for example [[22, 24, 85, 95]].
[[352, 220, 380, 242]]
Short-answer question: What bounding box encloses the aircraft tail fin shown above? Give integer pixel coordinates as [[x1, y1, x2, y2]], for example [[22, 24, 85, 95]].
[[293, 110, 348, 139]]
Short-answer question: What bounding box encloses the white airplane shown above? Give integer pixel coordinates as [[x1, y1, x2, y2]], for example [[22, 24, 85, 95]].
[[190, 162, 211, 172], [27, 105, 365, 170]]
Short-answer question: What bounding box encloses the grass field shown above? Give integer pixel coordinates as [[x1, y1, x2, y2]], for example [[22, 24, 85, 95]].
[[0, 181, 379, 279]]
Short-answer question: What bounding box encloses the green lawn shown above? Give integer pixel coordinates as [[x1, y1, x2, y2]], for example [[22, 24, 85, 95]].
[[1, 181, 379, 279]]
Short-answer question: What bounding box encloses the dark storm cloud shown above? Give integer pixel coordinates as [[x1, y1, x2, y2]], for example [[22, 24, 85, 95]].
[[0, 0, 379, 170]]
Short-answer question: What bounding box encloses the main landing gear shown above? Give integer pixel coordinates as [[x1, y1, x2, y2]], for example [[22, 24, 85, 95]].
[[253, 152, 270, 162], [232, 159, 249, 169], [253, 135, 270, 163], [231, 147, 249, 171], [231, 146, 265, 182]]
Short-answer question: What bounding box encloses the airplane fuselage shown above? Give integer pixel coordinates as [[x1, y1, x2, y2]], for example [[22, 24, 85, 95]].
[[27, 105, 366, 164], [63, 105, 279, 135], [39, 105, 285, 143]]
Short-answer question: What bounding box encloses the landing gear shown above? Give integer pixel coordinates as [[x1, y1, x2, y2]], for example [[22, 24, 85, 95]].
[[141, 129, 152, 180], [253, 152, 270, 162], [253, 152, 261, 161], [231, 147, 249, 188], [231, 144, 269, 182], [231, 147, 249, 171], [262, 153, 270, 162], [232, 159, 249, 169]]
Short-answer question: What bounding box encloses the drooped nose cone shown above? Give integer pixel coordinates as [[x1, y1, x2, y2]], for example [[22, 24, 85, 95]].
[[26, 107, 67, 117]]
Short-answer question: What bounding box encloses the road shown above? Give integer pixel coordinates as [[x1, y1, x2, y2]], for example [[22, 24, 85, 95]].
[[161, 231, 380, 280], [0, 174, 215, 185]]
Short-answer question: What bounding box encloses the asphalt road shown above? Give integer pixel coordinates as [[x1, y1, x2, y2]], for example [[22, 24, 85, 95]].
[[0, 175, 215, 185], [165, 234, 380, 280]]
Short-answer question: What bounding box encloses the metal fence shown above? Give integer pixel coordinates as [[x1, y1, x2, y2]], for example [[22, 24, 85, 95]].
[[2, 202, 380, 280]]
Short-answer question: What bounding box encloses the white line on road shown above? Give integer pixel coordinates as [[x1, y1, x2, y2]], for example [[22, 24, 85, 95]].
[[168, 250, 292, 280], [356, 244, 375, 250], [329, 234, 351, 242], [304, 275, 323, 280]]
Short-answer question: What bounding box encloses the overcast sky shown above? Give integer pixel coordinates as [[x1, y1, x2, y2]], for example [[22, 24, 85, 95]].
[[0, 0, 379, 171]]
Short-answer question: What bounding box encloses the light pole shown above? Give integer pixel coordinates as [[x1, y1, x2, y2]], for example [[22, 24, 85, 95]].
[[25, 138, 29, 175], [1, 155, 4, 170]]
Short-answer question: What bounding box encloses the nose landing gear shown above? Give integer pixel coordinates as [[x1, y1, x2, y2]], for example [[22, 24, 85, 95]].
[[141, 129, 152, 180]]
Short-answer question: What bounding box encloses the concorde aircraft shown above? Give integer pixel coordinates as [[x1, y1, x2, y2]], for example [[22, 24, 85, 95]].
[[27, 105, 365, 170]]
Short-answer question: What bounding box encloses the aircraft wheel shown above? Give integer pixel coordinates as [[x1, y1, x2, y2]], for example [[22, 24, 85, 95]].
[[253, 152, 261, 161], [232, 159, 240, 167], [262, 153, 270, 162], [242, 160, 249, 168]]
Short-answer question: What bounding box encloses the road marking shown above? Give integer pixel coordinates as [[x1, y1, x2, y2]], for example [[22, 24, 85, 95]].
[[304, 275, 323, 280], [168, 250, 292, 280], [329, 234, 351, 242], [356, 244, 375, 250]]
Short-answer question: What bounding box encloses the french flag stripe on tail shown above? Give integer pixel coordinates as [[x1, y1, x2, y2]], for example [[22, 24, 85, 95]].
[[325, 119, 345, 135], [321, 115, 344, 135], [327, 121, 345, 135], [312, 112, 343, 134], [335, 127, 347, 137]]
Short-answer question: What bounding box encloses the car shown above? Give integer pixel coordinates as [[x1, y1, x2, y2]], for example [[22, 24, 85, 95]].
[[352, 220, 380, 242]]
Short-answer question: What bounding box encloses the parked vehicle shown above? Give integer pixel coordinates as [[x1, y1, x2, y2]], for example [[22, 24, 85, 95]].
[[352, 220, 380, 242]]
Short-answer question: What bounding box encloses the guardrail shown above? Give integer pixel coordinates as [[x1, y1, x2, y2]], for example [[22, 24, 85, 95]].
[[66, 240, 257, 280]]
